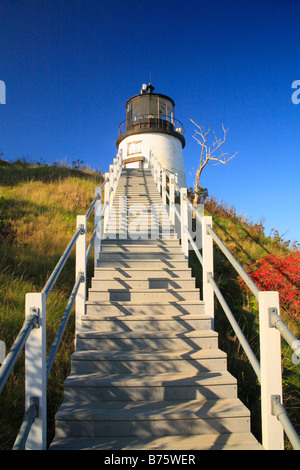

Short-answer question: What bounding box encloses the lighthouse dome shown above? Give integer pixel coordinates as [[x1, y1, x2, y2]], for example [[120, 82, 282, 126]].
[[116, 84, 187, 187]]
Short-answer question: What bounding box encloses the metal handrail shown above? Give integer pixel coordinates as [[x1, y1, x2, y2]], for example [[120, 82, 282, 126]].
[[272, 396, 300, 450], [171, 201, 181, 221], [184, 226, 203, 265], [183, 224, 261, 379], [86, 227, 97, 263], [150, 153, 300, 449], [46, 273, 84, 378], [13, 397, 39, 450], [183, 193, 204, 223], [86, 193, 100, 220], [207, 225, 260, 300], [0, 312, 39, 394], [208, 273, 261, 381], [41, 225, 83, 298], [185, 199, 300, 448], [85, 178, 106, 220], [165, 168, 177, 176], [270, 309, 300, 360], [170, 177, 180, 191], [1, 154, 123, 450]]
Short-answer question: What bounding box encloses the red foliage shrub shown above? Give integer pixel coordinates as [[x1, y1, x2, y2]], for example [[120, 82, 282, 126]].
[[240, 251, 300, 320]]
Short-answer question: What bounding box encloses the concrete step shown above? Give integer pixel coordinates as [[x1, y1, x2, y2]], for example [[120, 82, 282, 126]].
[[110, 205, 166, 211], [104, 227, 177, 233], [114, 219, 172, 226], [103, 233, 177, 241], [50, 432, 263, 450], [53, 398, 251, 438], [90, 278, 196, 290], [70, 348, 227, 374], [113, 201, 163, 206], [84, 300, 206, 317], [112, 198, 163, 204], [97, 252, 186, 260], [100, 245, 183, 253], [113, 196, 161, 199], [106, 217, 173, 224], [102, 235, 179, 243], [76, 329, 218, 351], [113, 193, 162, 199], [50, 167, 262, 451], [101, 238, 180, 246], [107, 212, 170, 218], [62, 370, 237, 402], [114, 189, 160, 194], [102, 237, 179, 244], [82, 312, 206, 332], [96, 258, 189, 269], [87, 288, 200, 302], [93, 267, 193, 279], [84, 299, 204, 312]]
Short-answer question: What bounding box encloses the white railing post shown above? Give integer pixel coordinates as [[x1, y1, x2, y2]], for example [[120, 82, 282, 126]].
[[149, 153, 154, 178], [157, 163, 162, 195], [162, 168, 167, 206], [94, 187, 102, 267], [202, 216, 214, 328], [114, 156, 119, 182], [109, 165, 114, 207], [151, 158, 155, 182], [118, 149, 123, 169], [259, 291, 284, 450], [169, 175, 176, 228], [116, 152, 122, 186], [112, 160, 116, 192], [180, 187, 189, 257], [25, 292, 47, 450], [75, 215, 86, 336], [103, 172, 110, 232], [155, 159, 159, 187]]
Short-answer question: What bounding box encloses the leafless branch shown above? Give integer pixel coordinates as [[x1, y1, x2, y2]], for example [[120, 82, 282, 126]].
[[190, 119, 238, 208]]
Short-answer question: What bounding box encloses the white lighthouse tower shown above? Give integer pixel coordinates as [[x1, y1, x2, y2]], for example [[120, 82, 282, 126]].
[[116, 83, 187, 187]]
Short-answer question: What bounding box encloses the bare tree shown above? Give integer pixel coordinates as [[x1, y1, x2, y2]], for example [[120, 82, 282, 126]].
[[190, 119, 238, 208]]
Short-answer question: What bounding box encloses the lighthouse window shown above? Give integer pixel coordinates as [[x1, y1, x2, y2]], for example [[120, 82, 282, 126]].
[[166, 101, 174, 117], [149, 95, 157, 116], [127, 141, 142, 155], [159, 99, 166, 117], [131, 96, 148, 119]]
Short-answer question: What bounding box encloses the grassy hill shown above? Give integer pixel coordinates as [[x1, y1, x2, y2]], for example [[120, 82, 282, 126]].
[[190, 194, 300, 447], [0, 159, 299, 449], [0, 158, 104, 449]]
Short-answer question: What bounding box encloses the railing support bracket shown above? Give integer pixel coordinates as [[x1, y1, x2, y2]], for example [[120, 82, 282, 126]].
[[30, 307, 40, 328]]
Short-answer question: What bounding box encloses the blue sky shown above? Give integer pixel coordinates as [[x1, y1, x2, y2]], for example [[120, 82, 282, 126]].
[[0, 0, 299, 244]]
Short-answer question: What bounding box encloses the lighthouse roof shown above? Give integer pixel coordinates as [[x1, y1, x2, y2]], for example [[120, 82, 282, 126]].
[[126, 83, 175, 107]]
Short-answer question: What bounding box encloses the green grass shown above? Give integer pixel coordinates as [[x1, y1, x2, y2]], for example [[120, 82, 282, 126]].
[[188, 198, 299, 448], [0, 160, 103, 449]]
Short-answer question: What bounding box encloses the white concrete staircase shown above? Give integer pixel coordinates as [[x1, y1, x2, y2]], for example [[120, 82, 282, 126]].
[[50, 168, 262, 450]]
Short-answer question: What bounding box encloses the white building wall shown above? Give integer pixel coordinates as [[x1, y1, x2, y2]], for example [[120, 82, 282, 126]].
[[118, 132, 187, 188]]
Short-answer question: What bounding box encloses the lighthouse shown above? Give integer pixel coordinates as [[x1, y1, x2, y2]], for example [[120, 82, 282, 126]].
[[116, 83, 187, 187]]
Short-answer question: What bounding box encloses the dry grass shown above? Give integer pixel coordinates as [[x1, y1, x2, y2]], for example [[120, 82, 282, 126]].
[[0, 163, 103, 449]]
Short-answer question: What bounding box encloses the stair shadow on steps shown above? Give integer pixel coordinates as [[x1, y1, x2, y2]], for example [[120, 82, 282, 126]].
[[101, 301, 203, 317], [105, 279, 189, 290], [108, 289, 188, 302]]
